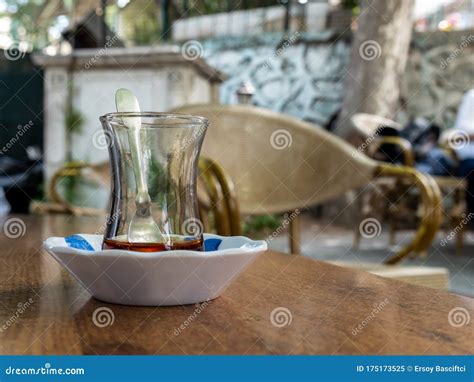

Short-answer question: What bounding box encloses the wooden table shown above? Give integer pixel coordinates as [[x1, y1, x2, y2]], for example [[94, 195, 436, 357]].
[[0, 214, 472, 355]]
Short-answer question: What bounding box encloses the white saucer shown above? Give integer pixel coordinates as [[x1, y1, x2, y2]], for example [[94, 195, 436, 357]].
[[43, 234, 267, 306]]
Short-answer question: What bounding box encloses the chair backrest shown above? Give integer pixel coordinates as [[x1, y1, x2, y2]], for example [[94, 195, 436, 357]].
[[172, 104, 378, 215], [351, 113, 403, 138]]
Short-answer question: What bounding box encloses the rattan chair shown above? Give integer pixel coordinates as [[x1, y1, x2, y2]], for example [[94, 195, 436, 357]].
[[171, 104, 442, 264], [351, 113, 466, 253]]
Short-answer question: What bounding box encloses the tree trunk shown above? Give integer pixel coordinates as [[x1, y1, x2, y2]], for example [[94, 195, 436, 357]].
[[335, 0, 415, 139]]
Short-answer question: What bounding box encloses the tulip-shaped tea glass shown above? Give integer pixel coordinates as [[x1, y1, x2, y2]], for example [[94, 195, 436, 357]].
[[99, 112, 208, 252]]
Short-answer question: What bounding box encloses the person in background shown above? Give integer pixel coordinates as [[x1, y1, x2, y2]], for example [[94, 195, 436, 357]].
[[368, 89, 474, 218], [0, 187, 10, 216], [445, 89, 474, 216]]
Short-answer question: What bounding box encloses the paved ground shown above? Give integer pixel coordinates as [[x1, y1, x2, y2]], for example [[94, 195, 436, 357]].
[[264, 214, 474, 297]]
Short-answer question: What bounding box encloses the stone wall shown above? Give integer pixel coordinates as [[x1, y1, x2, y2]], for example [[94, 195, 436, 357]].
[[203, 31, 351, 128], [402, 29, 474, 129], [203, 29, 474, 130]]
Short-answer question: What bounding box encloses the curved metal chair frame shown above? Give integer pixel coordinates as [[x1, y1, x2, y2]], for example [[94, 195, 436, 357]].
[[352, 112, 466, 253], [48, 158, 240, 237]]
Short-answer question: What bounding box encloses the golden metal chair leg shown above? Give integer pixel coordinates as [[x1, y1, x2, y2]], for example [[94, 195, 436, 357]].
[[352, 195, 365, 249], [201, 158, 241, 235], [49, 161, 106, 216], [198, 157, 241, 237], [389, 221, 397, 246], [49, 162, 86, 206], [395, 174, 440, 263], [454, 188, 466, 254], [375, 165, 442, 265], [415, 172, 443, 255], [199, 162, 230, 235], [353, 221, 362, 249], [289, 212, 301, 255], [199, 204, 210, 234], [456, 225, 465, 254]]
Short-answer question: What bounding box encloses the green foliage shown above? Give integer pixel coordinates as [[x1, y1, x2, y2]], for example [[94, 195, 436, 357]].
[[181, 0, 277, 17], [342, 0, 360, 15], [132, 21, 161, 45], [243, 214, 281, 235], [121, 0, 161, 45], [61, 174, 79, 205], [147, 153, 178, 214], [65, 108, 84, 134], [341, 0, 359, 9], [2, 0, 50, 49]]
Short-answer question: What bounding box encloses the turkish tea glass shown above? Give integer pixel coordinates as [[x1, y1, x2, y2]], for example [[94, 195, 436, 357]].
[[99, 112, 208, 252]]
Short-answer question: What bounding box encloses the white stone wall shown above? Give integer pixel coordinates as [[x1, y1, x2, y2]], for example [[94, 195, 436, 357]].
[[69, 66, 212, 166], [172, 3, 328, 41], [43, 68, 69, 181]]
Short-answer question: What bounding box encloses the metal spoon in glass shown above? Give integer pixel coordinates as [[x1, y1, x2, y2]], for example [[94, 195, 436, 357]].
[[115, 88, 164, 243]]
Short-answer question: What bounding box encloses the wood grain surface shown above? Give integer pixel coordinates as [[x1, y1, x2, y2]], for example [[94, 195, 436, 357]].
[[0, 214, 472, 355]]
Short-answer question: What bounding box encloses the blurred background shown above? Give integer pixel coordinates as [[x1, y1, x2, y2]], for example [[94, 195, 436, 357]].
[[0, 0, 473, 296]]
